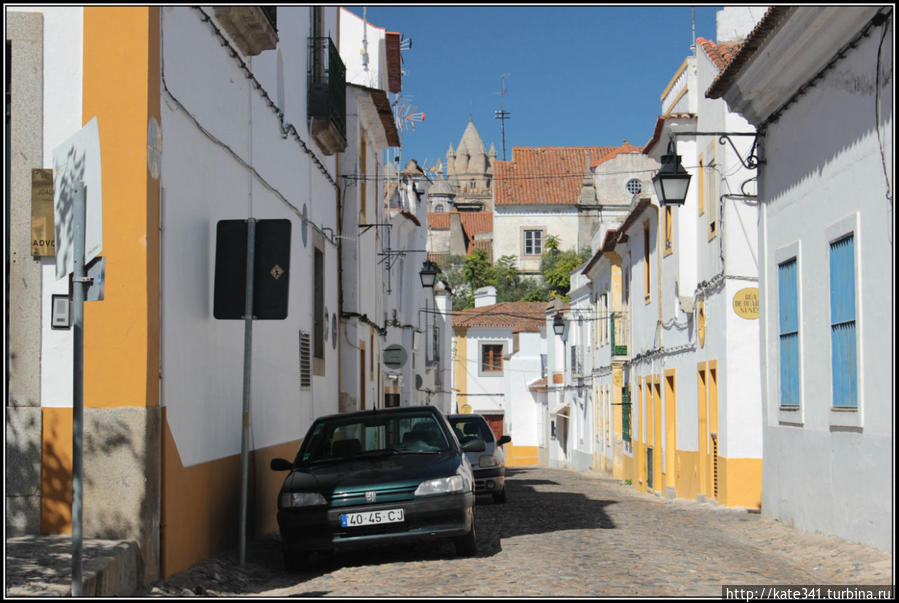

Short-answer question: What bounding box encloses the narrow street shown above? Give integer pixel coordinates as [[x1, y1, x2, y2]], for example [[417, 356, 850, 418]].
[[137, 467, 892, 598]]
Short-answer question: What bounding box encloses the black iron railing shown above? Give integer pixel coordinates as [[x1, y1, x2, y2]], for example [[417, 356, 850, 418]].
[[308, 36, 346, 143]]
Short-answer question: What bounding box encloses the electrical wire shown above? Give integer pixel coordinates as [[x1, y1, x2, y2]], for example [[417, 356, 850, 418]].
[[162, 7, 338, 247], [192, 7, 338, 189]]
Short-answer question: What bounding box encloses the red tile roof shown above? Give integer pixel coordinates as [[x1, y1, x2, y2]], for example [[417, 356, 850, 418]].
[[696, 37, 744, 72], [459, 211, 493, 236], [453, 301, 547, 332], [427, 252, 449, 265], [707, 7, 792, 100], [427, 212, 451, 230], [466, 238, 493, 262], [494, 146, 620, 206], [642, 113, 697, 154], [591, 141, 645, 168]]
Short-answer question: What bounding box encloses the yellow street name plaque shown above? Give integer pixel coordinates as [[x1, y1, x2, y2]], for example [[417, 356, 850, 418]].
[[733, 287, 759, 319]]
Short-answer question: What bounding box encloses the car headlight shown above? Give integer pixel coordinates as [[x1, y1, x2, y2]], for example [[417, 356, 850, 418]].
[[414, 475, 466, 496], [478, 454, 497, 468], [280, 492, 327, 508]]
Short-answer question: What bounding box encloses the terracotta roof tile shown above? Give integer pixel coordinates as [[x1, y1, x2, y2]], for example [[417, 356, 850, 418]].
[[427, 212, 451, 229], [642, 113, 697, 154], [707, 7, 793, 99], [459, 211, 493, 236], [428, 252, 449, 265], [591, 141, 645, 168], [453, 301, 547, 331], [495, 146, 620, 206], [697, 37, 744, 72], [466, 239, 493, 262]]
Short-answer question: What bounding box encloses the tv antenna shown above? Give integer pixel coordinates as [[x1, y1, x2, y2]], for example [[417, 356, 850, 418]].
[[494, 74, 511, 161], [394, 97, 425, 137]]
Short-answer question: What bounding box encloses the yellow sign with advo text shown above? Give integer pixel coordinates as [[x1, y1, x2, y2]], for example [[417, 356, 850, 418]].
[[31, 169, 55, 256], [733, 287, 759, 319]]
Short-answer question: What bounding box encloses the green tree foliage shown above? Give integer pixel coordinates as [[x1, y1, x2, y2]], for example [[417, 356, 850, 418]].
[[461, 248, 493, 291], [540, 241, 592, 301], [435, 236, 590, 309]]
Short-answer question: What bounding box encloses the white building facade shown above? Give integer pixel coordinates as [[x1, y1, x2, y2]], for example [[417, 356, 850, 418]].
[[709, 6, 894, 553]]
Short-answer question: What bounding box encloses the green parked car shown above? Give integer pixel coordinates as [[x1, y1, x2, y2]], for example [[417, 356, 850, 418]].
[[270, 405, 483, 570]]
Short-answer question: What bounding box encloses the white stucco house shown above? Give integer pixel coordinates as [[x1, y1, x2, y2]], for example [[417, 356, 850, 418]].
[[562, 6, 766, 510], [5, 5, 361, 581], [338, 7, 401, 415], [708, 5, 894, 553], [452, 290, 546, 466]]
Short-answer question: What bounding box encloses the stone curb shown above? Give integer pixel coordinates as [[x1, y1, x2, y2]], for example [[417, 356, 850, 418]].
[[5, 535, 140, 597]]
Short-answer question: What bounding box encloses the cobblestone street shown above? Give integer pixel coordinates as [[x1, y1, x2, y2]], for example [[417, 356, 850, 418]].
[[136, 466, 893, 597]]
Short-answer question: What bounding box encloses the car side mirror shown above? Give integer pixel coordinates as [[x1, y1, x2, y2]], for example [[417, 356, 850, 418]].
[[497, 435, 511, 446], [270, 458, 292, 471], [462, 438, 486, 453]]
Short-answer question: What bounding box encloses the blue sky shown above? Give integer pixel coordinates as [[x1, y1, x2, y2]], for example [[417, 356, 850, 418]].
[[345, 5, 722, 171]]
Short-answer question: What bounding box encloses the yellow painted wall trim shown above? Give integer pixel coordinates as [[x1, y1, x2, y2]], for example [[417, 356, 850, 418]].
[[82, 7, 160, 408], [161, 408, 301, 577], [41, 408, 74, 534], [453, 328, 468, 413], [718, 457, 762, 509], [660, 58, 689, 102], [506, 445, 538, 467], [675, 449, 701, 502], [662, 86, 689, 117]]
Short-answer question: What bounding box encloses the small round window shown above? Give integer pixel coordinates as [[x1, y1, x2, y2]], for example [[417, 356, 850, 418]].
[[626, 178, 642, 195]]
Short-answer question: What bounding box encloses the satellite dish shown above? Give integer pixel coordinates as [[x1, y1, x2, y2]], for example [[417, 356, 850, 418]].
[[415, 374, 423, 389]]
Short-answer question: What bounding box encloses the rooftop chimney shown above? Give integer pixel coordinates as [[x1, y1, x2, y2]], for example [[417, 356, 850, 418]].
[[474, 286, 497, 308]]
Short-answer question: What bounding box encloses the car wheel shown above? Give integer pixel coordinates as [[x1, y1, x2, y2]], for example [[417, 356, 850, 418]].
[[454, 523, 478, 557], [492, 488, 506, 504]]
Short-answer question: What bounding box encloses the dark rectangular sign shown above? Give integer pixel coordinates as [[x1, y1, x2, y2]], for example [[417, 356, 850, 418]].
[[214, 219, 291, 320]]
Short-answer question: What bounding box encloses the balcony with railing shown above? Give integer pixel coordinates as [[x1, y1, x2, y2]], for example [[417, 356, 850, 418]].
[[308, 36, 347, 155]]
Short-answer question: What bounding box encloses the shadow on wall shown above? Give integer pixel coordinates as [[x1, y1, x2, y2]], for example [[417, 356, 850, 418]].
[[764, 20, 893, 203], [6, 407, 43, 535]]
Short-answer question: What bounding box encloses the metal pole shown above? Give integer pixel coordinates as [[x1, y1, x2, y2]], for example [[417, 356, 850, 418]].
[[239, 218, 255, 566], [71, 182, 87, 596]]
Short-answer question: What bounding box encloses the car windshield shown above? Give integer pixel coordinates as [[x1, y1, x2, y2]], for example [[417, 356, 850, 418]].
[[297, 410, 453, 465], [449, 417, 495, 444]]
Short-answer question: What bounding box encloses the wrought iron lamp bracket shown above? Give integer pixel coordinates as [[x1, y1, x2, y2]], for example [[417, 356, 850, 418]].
[[670, 132, 763, 170]]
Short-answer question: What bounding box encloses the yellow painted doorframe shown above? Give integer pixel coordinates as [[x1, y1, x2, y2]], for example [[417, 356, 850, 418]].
[[637, 378, 644, 491], [652, 376, 662, 494], [664, 370, 677, 493], [697, 362, 708, 497], [708, 360, 719, 502]]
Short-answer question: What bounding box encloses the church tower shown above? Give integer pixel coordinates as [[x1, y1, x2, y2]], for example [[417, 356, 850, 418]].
[[443, 117, 495, 211]]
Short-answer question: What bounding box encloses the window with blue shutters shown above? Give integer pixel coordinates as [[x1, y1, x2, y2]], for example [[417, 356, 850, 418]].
[[829, 235, 857, 408], [778, 258, 800, 407]]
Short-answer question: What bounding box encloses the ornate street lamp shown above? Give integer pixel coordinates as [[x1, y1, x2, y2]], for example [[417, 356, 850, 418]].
[[552, 313, 566, 337], [419, 259, 439, 288], [651, 139, 692, 206]]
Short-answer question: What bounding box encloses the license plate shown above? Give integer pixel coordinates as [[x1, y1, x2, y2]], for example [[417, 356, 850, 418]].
[[340, 508, 405, 527]]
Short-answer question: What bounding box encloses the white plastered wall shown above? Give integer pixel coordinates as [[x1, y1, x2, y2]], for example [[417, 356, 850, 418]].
[[159, 6, 340, 467]]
